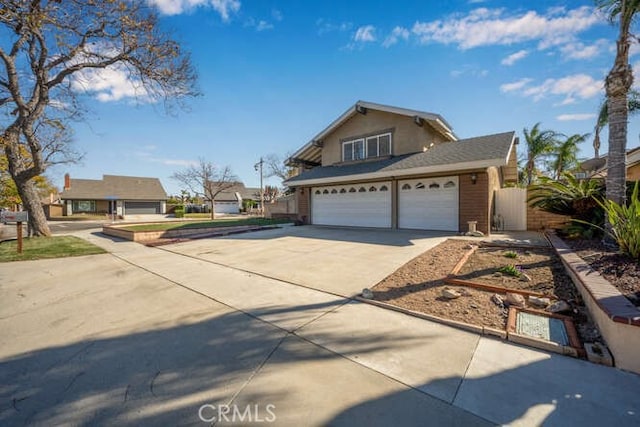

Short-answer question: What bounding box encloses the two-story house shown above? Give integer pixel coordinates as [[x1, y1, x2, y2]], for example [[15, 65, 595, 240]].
[[284, 101, 518, 235]]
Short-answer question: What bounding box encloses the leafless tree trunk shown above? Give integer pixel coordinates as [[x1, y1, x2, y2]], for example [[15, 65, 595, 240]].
[[0, 1, 198, 236], [171, 159, 237, 220]]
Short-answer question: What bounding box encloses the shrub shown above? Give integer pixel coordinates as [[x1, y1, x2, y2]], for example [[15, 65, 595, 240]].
[[498, 264, 522, 277], [596, 181, 640, 260], [528, 173, 604, 220], [503, 251, 518, 259], [174, 207, 185, 218]]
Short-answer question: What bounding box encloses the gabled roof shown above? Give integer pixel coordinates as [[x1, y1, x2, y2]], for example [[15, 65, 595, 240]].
[[581, 145, 640, 177], [60, 175, 167, 200], [287, 101, 457, 166], [212, 182, 261, 201], [284, 131, 516, 186]]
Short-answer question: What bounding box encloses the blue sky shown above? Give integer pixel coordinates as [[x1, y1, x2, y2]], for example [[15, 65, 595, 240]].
[[58, 0, 640, 195]]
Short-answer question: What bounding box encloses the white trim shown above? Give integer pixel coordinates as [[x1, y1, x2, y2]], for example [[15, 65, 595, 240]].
[[287, 158, 505, 186]]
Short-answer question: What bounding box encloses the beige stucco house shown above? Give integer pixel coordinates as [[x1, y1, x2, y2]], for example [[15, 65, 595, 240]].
[[60, 174, 168, 216], [284, 101, 518, 235]]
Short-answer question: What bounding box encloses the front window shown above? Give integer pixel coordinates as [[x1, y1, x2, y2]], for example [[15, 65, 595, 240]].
[[342, 132, 392, 161], [72, 200, 96, 213]]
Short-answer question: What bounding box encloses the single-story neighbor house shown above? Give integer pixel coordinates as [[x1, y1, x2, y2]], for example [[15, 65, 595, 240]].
[[59, 174, 168, 216], [580, 146, 640, 181], [212, 182, 261, 214], [283, 101, 518, 235]]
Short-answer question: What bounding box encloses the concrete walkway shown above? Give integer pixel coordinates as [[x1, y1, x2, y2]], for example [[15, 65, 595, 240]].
[[1, 228, 638, 426]]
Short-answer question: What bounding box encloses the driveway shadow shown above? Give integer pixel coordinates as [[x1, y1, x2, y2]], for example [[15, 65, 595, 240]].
[[0, 304, 424, 426], [212, 225, 453, 247]]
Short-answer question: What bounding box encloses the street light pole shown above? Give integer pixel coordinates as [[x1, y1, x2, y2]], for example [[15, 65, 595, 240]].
[[254, 157, 264, 216]]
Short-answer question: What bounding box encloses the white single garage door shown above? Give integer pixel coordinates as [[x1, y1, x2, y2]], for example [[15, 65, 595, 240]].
[[398, 176, 458, 231], [214, 202, 240, 214], [312, 182, 392, 228]]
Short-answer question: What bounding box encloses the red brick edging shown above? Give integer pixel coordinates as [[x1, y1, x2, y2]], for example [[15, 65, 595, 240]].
[[546, 233, 640, 327]]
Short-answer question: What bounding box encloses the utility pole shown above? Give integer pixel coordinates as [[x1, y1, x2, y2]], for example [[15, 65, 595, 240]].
[[254, 157, 264, 216]]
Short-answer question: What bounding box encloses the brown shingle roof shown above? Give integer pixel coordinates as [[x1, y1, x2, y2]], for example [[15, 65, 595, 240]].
[[60, 175, 167, 200]]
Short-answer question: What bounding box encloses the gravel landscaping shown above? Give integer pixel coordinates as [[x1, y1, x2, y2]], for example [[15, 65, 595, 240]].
[[371, 239, 601, 343]]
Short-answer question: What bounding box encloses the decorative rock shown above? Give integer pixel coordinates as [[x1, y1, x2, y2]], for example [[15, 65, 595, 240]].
[[465, 230, 485, 237], [491, 294, 504, 306], [547, 300, 571, 313], [519, 273, 532, 282], [493, 272, 502, 277], [442, 288, 462, 299], [506, 292, 526, 307], [361, 288, 374, 299], [528, 296, 551, 308], [470, 303, 478, 309]]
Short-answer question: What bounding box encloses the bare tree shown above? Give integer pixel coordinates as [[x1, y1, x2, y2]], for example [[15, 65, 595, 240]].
[[0, 1, 198, 235], [171, 159, 237, 220], [264, 152, 296, 193]]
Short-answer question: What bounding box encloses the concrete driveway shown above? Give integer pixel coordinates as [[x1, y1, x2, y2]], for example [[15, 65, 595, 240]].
[[1, 228, 639, 426], [163, 225, 452, 297]]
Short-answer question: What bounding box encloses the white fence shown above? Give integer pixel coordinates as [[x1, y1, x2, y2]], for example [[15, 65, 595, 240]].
[[494, 187, 527, 231]]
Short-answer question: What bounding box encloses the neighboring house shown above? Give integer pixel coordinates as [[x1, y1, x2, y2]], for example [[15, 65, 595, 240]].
[[283, 101, 518, 235], [580, 146, 640, 181], [212, 182, 261, 214], [60, 174, 168, 216]]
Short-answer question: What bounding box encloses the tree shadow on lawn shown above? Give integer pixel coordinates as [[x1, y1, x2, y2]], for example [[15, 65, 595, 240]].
[[0, 302, 425, 426]]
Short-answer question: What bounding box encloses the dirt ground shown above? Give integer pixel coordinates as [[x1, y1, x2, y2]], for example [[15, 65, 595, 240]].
[[567, 238, 640, 307], [371, 239, 601, 343]]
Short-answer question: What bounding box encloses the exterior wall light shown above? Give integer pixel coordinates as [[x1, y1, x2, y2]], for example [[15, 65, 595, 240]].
[[471, 173, 478, 184]]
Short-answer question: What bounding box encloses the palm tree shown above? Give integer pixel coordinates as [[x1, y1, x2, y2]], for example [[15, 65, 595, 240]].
[[553, 133, 589, 179], [597, 0, 639, 208], [523, 123, 558, 185], [593, 89, 640, 157]]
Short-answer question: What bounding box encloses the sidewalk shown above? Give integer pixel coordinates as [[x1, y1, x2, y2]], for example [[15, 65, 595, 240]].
[[1, 230, 638, 426]]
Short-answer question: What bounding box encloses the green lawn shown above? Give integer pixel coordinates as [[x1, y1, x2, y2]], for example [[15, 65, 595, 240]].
[[0, 236, 106, 262], [122, 217, 291, 232]]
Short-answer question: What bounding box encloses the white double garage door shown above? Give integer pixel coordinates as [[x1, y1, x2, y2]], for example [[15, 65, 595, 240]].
[[311, 176, 458, 231]]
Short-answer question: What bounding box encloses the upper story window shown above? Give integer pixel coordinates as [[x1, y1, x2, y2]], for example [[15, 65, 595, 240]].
[[342, 132, 392, 162]]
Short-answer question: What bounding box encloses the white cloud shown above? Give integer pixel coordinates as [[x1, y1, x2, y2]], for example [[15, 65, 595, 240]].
[[500, 78, 533, 93], [450, 66, 488, 78], [272, 9, 283, 22], [411, 6, 599, 50], [316, 19, 352, 35], [354, 25, 376, 43], [71, 65, 152, 103], [149, 0, 240, 21], [502, 73, 602, 103], [135, 145, 197, 167], [501, 50, 529, 66], [560, 39, 609, 60], [556, 113, 596, 121], [244, 17, 274, 31], [634, 61, 640, 90], [383, 26, 410, 48]]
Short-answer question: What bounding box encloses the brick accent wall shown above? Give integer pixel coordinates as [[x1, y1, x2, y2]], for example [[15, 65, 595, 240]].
[[459, 171, 490, 234], [526, 205, 571, 231], [296, 187, 310, 224]]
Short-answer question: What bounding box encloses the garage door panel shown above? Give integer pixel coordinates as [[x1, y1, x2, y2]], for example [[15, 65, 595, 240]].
[[124, 201, 160, 215], [312, 182, 391, 228], [398, 177, 458, 231]]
